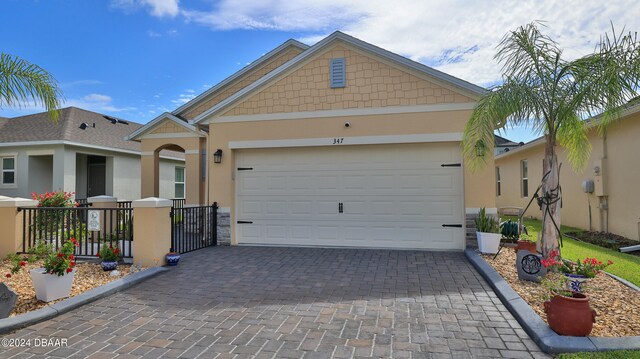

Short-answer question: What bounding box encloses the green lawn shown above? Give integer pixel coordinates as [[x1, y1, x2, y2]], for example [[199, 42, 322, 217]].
[[503, 216, 640, 286], [557, 350, 640, 359]]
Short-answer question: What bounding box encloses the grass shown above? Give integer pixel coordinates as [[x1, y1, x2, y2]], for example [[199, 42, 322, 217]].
[[557, 350, 640, 358], [504, 216, 640, 286]]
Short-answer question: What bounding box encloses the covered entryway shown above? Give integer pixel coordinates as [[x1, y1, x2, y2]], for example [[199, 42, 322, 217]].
[[235, 142, 464, 250]]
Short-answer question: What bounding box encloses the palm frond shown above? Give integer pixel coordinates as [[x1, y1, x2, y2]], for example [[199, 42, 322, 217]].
[[0, 53, 62, 122], [556, 112, 591, 171]]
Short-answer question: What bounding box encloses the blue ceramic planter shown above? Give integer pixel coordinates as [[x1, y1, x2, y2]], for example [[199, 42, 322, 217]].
[[101, 261, 118, 271], [166, 252, 181, 266], [564, 273, 589, 292]]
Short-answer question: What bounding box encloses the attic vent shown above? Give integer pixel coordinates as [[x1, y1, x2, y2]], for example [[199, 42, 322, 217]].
[[329, 58, 346, 88]]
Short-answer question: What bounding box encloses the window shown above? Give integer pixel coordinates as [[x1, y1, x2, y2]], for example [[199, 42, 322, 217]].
[[1, 156, 16, 185], [174, 167, 185, 199], [329, 58, 346, 88], [496, 167, 501, 196], [521, 160, 529, 197]]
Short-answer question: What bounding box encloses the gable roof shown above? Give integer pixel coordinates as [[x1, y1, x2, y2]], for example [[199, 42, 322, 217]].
[[192, 31, 487, 124], [126, 112, 205, 142], [495, 134, 520, 147], [0, 107, 142, 152], [172, 39, 309, 117]]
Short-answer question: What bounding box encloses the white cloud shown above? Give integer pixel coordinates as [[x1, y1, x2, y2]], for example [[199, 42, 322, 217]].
[[178, 0, 640, 86], [147, 30, 162, 37], [111, 0, 179, 18], [64, 93, 137, 113], [171, 91, 196, 105]]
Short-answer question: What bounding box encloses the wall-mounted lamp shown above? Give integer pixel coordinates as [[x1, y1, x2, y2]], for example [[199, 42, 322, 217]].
[[213, 149, 223, 164], [475, 140, 486, 157]]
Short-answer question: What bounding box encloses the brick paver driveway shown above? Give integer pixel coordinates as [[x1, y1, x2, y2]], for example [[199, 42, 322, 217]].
[[0, 247, 549, 358]]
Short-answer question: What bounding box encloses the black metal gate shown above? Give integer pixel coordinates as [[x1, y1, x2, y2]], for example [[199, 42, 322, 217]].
[[170, 202, 218, 253]]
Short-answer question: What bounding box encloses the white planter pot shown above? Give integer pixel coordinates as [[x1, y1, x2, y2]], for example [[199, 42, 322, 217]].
[[476, 232, 502, 254], [30, 268, 76, 302]]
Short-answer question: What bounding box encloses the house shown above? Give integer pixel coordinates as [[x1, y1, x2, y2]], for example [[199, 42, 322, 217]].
[[0, 107, 184, 201], [127, 31, 496, 250], [495, 103, 640, 241]]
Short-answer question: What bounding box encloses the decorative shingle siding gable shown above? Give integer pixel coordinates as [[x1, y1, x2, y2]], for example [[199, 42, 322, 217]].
[[222, 44, 473, 117], [149, 120, 189, 134], [180, 47, 304, 120]]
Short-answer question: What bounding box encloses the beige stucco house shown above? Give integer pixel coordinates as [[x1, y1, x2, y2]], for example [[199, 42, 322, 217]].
[[128, 31, 496, 249], [495, 103, 640, 241]]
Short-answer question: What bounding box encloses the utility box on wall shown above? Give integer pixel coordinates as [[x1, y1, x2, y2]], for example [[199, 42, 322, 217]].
[[593, 159, 607, 197]]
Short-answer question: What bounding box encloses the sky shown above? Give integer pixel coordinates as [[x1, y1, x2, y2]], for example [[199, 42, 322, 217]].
[[1, 0, 639, 143]]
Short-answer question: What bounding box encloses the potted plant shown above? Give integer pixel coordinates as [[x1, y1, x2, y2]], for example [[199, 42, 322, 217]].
[[541, 249, 612, 292], [97, 245, 120, 271], [166, 248, 180, 266], [475, 208, 501, 254], [30, 238, 78, 302], [540, 275, 596, 336]]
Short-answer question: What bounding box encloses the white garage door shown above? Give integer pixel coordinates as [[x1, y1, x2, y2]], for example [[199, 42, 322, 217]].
[[235, 142, 464, 250]]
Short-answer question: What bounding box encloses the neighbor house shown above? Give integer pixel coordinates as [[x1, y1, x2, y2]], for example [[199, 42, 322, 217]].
[[0, 107, 184, 201], [127, 31, 496, 249], [495, 102, 640, 241]]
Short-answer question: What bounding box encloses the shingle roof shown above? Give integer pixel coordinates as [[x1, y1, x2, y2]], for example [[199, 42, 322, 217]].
[[494, 134, 519, 147], [0, 107, 142, 152]]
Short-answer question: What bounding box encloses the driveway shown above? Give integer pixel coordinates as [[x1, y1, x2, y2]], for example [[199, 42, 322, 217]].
[[0, 247, 549, 358]]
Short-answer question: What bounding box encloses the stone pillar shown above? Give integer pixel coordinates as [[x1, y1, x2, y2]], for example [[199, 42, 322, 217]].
[[132, 197, 172, 267], [217, 207, 231, 246], [0, 198, 38, 258], [87, 195, 118, 239]]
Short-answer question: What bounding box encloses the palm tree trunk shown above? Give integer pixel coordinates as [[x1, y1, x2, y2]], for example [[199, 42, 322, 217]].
[[541, 134, 561, 257]]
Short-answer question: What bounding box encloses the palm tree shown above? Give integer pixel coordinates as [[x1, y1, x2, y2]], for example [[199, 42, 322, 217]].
[[462, 23, 640, 258], [0, 53, 62, 121]]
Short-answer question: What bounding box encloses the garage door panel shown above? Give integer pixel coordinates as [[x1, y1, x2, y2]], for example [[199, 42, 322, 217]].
[[236, 143, 464, 250]]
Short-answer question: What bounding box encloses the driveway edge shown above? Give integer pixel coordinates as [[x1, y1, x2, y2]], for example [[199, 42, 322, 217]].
[[0, 266, 168, 334], [464, 247, 640, 354]]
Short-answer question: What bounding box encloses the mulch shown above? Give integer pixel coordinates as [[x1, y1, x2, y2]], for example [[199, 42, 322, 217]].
[[1, 259, 133, 317], [482, 249, 640, 337]]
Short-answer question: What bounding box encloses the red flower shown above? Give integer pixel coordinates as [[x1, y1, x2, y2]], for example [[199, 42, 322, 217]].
[[70, 255, 75, 260], [114, 248, 120, 254], [96, 253, 100, 257], [66, 268, 73, 273], [19, 261, 26, 267], [5, 274, 10, 278], [57, 253, 63, 258], [70, 261, 75, 268]]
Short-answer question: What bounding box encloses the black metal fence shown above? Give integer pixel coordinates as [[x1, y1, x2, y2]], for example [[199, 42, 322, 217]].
[[117, 201, 132, 209], [18, 206, 133, 258], [170, 202, 217, 254], [171, 198, 185, 209]]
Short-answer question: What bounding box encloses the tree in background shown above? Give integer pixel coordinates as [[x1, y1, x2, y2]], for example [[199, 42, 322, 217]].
[[462, 22, 640, 257], [0, 53, 62, 121]]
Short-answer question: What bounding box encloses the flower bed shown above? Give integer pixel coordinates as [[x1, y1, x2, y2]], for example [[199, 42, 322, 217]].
[[1, 259, 132, 317], [483, 249, 640, 337]]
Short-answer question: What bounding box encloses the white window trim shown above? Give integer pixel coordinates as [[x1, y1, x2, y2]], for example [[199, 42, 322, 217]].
[[0, 153, 17, 189], [174, 166, 185, 199], [521, 160, 528, 198]]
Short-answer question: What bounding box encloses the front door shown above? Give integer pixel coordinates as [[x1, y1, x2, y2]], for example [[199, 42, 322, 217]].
[[87, 155, 106, 197]]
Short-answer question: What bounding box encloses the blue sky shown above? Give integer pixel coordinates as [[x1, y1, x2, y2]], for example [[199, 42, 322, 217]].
[[1, 0, 638, 143]]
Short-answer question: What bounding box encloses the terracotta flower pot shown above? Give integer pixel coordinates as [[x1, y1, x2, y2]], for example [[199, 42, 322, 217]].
[[515, 240, 537, 253], [544, 292, 596, 336]]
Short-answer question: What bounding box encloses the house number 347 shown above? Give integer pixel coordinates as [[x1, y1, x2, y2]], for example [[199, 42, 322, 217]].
[[332, 138, 344, 144]]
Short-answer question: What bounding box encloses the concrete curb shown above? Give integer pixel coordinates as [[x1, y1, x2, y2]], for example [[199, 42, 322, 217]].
[[0, 266, 168, 334], [465, 247, 640, 354]]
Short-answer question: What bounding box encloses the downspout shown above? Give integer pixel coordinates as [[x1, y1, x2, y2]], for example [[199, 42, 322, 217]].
[[602, 130, 609, 233]]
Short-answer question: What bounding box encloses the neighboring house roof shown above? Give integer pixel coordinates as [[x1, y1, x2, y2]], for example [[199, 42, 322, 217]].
[[495, 134, 520, 147], [0, 107, 184, 159], [172, 39, 309, 118], [192, 31, 487, 124]]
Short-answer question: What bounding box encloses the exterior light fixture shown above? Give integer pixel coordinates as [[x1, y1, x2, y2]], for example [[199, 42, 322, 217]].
[[213, 149, 223, 164], [475, 140, 486, 157]]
